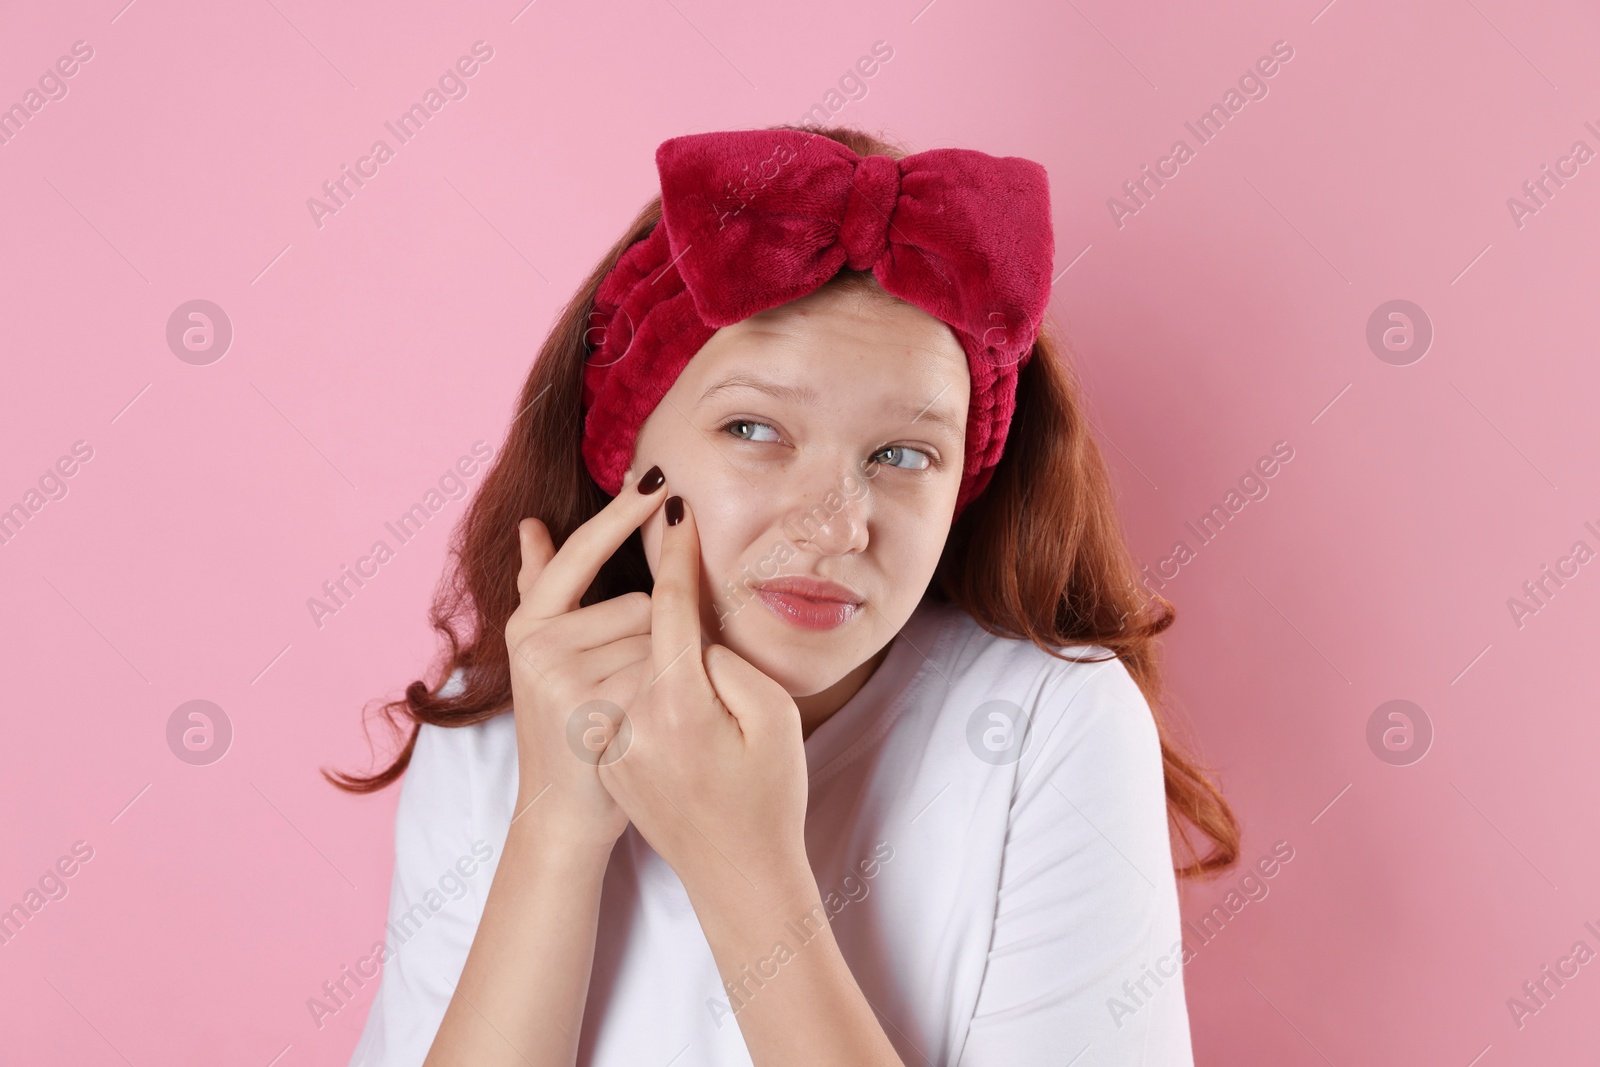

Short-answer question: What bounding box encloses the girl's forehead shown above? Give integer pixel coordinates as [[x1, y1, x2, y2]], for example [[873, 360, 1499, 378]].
[[696, 292, 969, 380], [685, 338, 970, 425]]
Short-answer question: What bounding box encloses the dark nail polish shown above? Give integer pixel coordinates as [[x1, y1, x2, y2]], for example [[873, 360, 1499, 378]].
[[666, 496, 684, 526], [638, 465, 665, 494]]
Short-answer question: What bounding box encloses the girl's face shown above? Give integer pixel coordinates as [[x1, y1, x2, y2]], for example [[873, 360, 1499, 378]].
[[627, 283, 970, 702]]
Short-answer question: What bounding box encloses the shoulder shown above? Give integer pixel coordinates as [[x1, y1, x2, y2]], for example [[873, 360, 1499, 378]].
[[398, 669, 518, 832], [410, 668, 517, 769], [918, 600, 1160, 785], [923, 599, 1151, 723]]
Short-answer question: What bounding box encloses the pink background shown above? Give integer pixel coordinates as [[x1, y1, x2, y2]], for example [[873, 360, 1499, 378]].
[[3, 0, 1598, 1063]]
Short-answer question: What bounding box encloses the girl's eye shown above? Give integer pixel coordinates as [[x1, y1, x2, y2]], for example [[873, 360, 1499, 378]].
[[871, 445, 932, 471], [722, 419, 782, 444], [720, 419, 935, 471]]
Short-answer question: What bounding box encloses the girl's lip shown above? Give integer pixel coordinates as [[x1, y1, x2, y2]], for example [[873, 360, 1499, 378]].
[[752, 576, 863, 604], [753, 589, 860, 631]]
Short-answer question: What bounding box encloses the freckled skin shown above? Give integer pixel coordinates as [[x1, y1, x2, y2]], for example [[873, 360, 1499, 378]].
[[626, 285, 971, 731]]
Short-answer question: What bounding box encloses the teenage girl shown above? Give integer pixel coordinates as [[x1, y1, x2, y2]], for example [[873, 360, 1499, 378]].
[[333, 123, 1239, 1067]]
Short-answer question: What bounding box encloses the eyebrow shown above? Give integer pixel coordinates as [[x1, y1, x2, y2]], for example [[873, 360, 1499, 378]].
[[697, 373, 966, 442]]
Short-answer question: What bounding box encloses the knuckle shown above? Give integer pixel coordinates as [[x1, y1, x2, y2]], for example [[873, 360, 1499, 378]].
[[504, 607, 530, 642], [507, 633, 543, 674], [508, 625, 571, 684]]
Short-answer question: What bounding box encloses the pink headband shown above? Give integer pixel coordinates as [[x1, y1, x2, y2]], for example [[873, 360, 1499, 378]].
[[580, 127, 1055, 517]]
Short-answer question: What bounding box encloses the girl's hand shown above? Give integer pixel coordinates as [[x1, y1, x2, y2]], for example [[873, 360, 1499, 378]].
[[504, 467, 669, 848], [597, 495, 811, 897]]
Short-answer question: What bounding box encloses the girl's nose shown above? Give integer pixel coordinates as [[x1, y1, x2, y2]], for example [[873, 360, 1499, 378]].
[[782, 467, 870, 556]]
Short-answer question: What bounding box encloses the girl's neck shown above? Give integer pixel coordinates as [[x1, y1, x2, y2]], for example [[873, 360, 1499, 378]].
[[795, 640, 894, 741]]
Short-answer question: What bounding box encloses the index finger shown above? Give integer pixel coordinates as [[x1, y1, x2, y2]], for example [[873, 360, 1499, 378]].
[[515, 517, 556, 600], [650, 493, 708, 686], [522, 464, 668, 620]]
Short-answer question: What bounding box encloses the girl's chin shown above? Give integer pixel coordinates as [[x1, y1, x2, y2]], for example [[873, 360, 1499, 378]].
[[710, 633, 840, 700]]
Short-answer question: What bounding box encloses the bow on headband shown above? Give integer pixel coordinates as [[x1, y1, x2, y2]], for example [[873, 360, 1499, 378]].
[[581, 127, 1055, 517]]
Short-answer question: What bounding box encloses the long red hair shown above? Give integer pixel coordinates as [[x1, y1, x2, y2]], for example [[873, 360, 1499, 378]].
[[327, 124, 1240, 879]]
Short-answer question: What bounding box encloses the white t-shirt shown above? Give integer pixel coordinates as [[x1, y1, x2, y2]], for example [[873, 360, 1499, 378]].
[[347, 597, 1194, 1066]]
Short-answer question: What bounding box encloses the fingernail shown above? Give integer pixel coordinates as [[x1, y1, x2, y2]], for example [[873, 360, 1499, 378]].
[[638, 465, 665, 494], [666, 496, 684, 526]]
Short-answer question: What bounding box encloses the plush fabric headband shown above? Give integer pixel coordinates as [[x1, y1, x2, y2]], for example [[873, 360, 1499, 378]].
[[580, 127, 1055, 517]]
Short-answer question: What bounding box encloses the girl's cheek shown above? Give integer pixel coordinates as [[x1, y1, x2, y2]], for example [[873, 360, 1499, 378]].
[[696, 461, 774, 533], [700, 492, 783, 599]]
